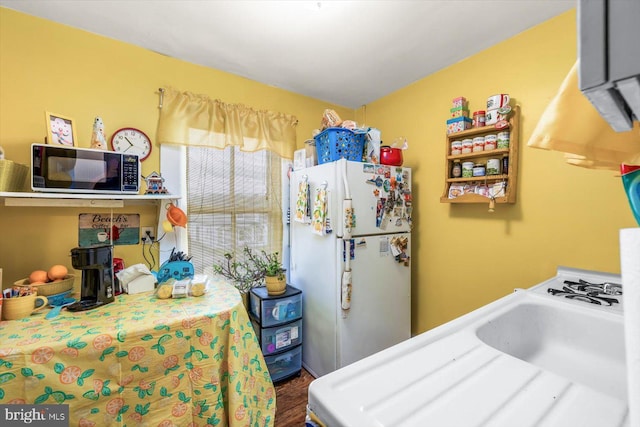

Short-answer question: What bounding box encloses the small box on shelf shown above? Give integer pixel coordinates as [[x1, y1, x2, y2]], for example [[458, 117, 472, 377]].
[[446, 117, 472, 134]]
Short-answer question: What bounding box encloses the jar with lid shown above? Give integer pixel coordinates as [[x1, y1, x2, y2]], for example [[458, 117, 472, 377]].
[[451, 160, 462, 178], [472, 111, 486, 128], [472, 163, 486, 177], [462, 161, 474, 178]]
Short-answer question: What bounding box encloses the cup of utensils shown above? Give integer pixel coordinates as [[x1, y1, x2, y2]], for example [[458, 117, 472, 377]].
[[2, 286, 48, 320]]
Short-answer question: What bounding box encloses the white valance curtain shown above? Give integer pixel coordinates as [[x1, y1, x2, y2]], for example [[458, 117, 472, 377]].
[[157, 87, 298, 159]]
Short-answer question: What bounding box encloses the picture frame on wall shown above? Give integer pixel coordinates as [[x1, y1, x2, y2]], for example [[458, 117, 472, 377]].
[[45, 111, 77, 147]]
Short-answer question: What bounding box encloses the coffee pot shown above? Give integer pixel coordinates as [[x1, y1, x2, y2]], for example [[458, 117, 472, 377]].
[[67, 244, 115, 311]]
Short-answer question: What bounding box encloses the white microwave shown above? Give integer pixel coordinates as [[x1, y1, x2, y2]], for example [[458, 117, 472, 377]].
[[31, 144, 140, 194]]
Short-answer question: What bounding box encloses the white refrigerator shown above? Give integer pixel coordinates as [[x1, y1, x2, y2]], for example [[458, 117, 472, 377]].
[[289, 158, 412, 378]]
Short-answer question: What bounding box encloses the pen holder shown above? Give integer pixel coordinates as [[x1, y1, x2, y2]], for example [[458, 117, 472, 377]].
[[2, 294, 48, 320]]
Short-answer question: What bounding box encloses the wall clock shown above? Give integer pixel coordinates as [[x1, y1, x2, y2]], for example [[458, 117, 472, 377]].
[[110, 127, 152, 161]]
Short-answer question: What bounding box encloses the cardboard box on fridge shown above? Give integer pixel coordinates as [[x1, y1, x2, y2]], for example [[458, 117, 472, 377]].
[[365, 128, 381, 164]]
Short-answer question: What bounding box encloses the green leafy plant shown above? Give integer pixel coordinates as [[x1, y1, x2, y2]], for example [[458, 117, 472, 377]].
[[212, 247, 284, 293], [261, 251, 285, 279]]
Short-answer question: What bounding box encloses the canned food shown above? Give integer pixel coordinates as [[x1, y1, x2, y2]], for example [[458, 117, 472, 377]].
[[497, 131, 510, 149], [461, 139, 473, 154], [472, 163, 486, 177], [462, 161, 474, 178], [451, 140, 462, 155], [484, 134, 497, 151], [472, 137, 485, 152], [486, 158, 501, 175]]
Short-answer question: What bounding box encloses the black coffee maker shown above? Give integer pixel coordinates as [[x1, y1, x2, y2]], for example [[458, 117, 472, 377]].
[[67, 244, 115, 311]]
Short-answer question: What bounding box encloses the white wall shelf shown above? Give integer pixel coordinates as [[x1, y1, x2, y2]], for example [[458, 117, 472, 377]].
[[0, 191, 177, 208]]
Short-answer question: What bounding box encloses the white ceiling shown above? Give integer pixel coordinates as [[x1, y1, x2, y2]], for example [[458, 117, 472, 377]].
[[1, 0, 575, 108]]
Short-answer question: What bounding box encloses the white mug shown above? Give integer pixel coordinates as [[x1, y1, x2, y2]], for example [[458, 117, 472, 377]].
[[487, 94, 510, 110], [271, 302, 289, 321], [485, 109, 500, 125]]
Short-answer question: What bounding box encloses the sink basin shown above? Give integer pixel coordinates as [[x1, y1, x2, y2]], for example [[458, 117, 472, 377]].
[[476, 300, 627, 400]]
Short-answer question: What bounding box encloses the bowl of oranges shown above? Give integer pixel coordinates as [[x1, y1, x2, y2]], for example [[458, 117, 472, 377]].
[[14, 265, 75, 296]]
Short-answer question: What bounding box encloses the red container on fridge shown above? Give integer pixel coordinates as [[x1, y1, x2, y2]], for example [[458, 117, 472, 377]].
[[380, 146, 403, 166]]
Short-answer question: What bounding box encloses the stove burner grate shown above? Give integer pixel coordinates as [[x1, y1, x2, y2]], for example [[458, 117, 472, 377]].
[[547, 280, 622, 306]]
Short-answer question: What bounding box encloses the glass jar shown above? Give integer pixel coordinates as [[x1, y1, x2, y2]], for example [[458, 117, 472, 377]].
[[451, 160, 462, 178], [472, 163, 486, 177], [472, 110, 486, 128]]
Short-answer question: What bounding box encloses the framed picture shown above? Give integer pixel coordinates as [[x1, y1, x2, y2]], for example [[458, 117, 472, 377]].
[[45, 111, 77, 146]]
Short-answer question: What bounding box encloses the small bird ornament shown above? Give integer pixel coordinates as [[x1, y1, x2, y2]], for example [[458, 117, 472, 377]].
[[90, 116, 108, 150]]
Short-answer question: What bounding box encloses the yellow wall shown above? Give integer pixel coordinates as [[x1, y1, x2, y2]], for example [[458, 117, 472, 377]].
[[1, 9, 636, 333], [361, 9, 637, 332], [0, 8, 351, 289]]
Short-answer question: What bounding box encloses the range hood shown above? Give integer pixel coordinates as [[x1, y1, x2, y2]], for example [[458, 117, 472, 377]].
[[578, 0, 640, 132]]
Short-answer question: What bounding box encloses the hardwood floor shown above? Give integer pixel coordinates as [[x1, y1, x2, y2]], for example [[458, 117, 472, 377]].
[[274, 368, 315, 426]]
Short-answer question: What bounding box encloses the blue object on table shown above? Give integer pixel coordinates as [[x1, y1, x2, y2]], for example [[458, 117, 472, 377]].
[[156, 260, 194, 283], [46, 296, 77, 319]]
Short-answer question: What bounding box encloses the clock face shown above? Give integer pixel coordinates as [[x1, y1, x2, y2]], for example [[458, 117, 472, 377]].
[[110, 127, 152, 161]]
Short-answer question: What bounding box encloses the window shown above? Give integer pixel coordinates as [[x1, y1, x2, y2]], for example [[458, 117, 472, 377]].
[[186, 146, 284, 275]]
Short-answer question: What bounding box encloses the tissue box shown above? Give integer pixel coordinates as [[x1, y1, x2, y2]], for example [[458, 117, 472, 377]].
[[126, 275, 156, 294], [446, 117, 472, 134]]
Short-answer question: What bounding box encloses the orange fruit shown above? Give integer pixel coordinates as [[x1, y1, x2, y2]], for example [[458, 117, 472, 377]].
[[29, 270, 48, 284], [105, 397, 125, 416], [31, 346, 54, 364], [171, 402, 188, 417], [127, 346, 145, 362], [59, 366, 82, 385], [93, 379, 103, 394], [7, 398, 26, 404], [157, 421, 174, 427], [92, 334, 113, 350], [47, 265, 68, 281]]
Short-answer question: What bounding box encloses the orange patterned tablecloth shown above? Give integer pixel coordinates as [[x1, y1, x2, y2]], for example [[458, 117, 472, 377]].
[[0, 279, 275, 427]]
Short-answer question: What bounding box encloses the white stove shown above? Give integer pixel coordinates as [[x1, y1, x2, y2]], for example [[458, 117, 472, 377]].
[[528, 266, 623, 313]]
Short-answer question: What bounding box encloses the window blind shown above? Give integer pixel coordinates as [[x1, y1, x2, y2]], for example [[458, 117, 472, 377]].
[[186, 145, 283, 275]]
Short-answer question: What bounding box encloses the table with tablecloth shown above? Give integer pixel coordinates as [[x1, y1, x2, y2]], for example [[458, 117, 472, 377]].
[[0, 278, 275, 427]]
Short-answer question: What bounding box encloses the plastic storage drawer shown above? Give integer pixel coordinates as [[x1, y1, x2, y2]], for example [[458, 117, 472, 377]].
[[252, 317, 302, 355], [264, 344, 302, 383], [250, 285, 302, 327]]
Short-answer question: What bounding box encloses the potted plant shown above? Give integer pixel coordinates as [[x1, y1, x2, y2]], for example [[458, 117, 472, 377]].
[[212, 247, 266, 307], [212, 246, 286, 300], [261, 251, 287, 296]]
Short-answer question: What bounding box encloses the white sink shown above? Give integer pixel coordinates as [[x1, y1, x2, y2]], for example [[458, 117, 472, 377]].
[[476, 299, 627, 400], [308, 267, 629, 427]]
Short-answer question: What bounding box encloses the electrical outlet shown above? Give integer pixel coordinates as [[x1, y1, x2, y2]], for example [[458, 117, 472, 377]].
[[142, 226, 155, 243]]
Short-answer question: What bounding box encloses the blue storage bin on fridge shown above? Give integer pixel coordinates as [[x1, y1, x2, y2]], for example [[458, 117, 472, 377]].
[[314, 127, 367, 164]]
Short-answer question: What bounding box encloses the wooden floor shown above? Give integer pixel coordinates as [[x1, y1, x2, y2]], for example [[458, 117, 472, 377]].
[[274, 368, 315, 426]]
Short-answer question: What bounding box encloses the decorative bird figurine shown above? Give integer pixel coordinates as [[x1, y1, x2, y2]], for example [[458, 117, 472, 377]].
[[90, 116, 108, 150]]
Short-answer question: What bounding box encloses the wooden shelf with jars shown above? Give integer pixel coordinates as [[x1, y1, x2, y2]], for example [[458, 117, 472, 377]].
[[440, 104, 520, 207]]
